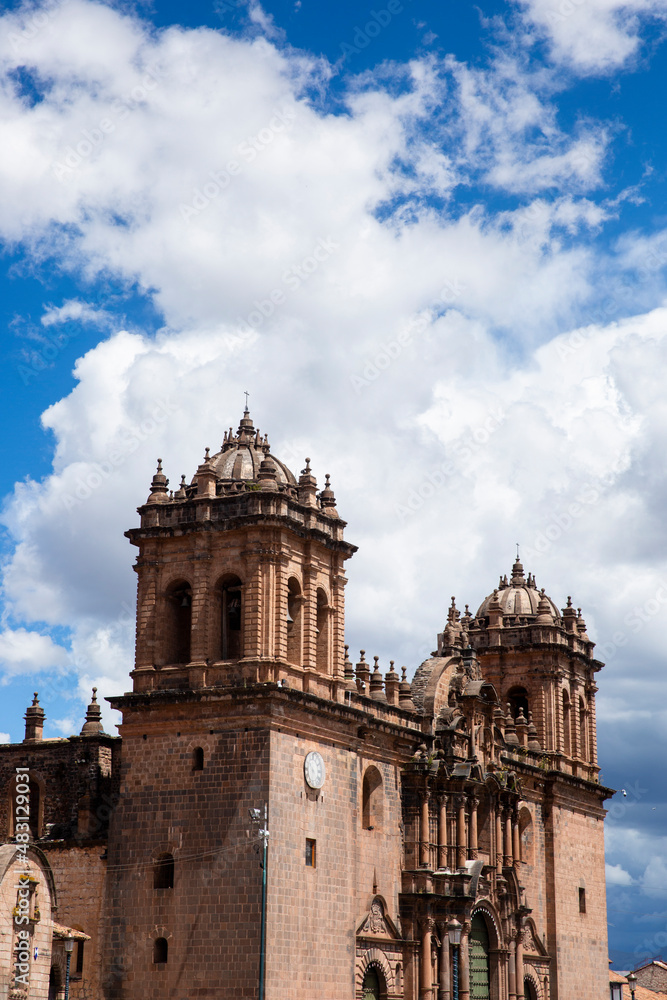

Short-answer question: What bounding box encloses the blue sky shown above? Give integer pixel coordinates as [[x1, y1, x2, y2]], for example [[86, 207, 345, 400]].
[[1, 0, 667, 968]]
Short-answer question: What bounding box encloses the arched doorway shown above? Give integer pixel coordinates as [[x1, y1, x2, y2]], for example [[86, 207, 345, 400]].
[[362, 967, 381, 999], [48, 964, 62, 1000], [524, 976, 538, 1000], [469, 913, 491, 999]]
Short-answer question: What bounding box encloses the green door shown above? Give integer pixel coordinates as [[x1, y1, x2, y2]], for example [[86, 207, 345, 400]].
[[469, 914, 491, 1000], [362, 968, 380, 1000]]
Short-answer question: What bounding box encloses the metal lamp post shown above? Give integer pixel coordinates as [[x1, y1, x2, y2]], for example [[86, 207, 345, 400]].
[[448, 918, 462, 1000], [627, 972, 637, 1000], [64, 935, 74, 1000]]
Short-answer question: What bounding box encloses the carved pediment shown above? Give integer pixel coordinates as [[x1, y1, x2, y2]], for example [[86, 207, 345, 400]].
[[357, 897, 400, 941], [522, 919, 548, 957]]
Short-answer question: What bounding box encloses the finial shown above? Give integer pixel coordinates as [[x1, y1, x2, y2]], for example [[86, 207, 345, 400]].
[[325, 474, 330, 487], [516, 542, 520, 559], [244, 389, 249, 411], [81, 685, 104, 736], [303, 458, 311, 474], [32, 692, 39, 705], [373, 655, 379, 669], [204, 447, 210, 460], [401, 666, 407, 681], [157, 458, 163, 472], [567, 595, 572, 607], [359, 650, 366, 662]]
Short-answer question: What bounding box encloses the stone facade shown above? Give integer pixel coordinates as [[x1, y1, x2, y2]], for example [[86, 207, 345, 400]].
[[0, 409, 614, 999]]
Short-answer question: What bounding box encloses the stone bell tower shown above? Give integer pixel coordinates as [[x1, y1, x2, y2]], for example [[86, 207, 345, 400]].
[[126, 407, 357, 698]]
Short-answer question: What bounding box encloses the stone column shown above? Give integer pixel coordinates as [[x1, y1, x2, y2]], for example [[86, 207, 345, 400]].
[[469, 796, 479, 860], [508, 937, 517, 1000], [512, 810, 521, 866], [459, 921, 470, 1000], [456, 796, 467, 870], [438, 796, 448, 870], [438, 923, 451, 1000], [420, 792, 431, 868], [504, 808, 513, 868], [420, 918, 434, 1000], [516, 930, 524, 999], [495, 801, 503, 874]]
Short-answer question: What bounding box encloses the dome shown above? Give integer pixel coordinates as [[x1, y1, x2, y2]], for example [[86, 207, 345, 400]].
[[207, 408, 296, 486], [475, 556, 560, 620]]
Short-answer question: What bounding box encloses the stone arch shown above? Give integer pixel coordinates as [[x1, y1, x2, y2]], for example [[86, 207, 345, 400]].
[[471, 902, 504, 1000], [315, 586, 332, 673], [49, 960, 64, 1000], [162, 577, 192, 665], [523, 966, 541, 999], [471, 901, 503, 950], [506, 685, 530, 720], [578, 695, 588, 760], [562, 688, 571, 756], [216, 572, 244, 661], [357, 948, 395, 995], [286, 575, 304, 665]]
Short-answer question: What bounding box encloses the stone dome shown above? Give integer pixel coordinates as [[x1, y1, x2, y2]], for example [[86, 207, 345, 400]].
[[475, 556, 561, 620], [208, 408, 296, 485]]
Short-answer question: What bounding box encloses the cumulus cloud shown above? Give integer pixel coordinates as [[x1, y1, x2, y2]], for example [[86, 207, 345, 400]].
[[517, 0, 667, 74], [607, 862, 634, 886]]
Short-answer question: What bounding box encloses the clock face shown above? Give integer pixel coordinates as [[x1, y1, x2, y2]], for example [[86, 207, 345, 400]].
[[304, 751, 325, 789]]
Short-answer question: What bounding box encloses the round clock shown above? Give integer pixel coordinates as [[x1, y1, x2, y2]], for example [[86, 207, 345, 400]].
[[304, 751, 325, 789]]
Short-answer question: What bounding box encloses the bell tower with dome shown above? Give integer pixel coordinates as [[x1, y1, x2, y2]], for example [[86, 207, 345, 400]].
[[467, 553, 600, 782], [126, 406, 357, 699]]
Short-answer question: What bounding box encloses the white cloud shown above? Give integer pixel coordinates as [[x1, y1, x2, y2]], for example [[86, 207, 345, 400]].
[[606, 862, 634, 885], [517, 0, 667, 74], [41, 299, 111, 327], [0, 628, 68, 678]]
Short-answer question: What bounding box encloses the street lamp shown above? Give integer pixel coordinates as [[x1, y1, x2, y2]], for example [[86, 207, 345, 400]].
[[627, 972, 637, 1000], [64, 936, 74, 1000], [448, 918, 462, 1000]]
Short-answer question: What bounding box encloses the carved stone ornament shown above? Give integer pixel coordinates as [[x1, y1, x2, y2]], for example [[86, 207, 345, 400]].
[[361, 900, 389, 936]]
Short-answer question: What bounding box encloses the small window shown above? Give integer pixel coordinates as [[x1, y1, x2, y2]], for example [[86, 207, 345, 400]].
[[192, 747, 204, 771], [579, 887, 586, 913], [305, 839, 316, 867], [153, 938, 168, 965], [154, 853, 174, 890], [74, 939, 84, 977], [362, 766, 383, 831]]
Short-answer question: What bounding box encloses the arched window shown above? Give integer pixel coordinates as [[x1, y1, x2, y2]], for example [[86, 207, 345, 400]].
[[153, 853, 174, 890], [469, 913, 490, 1000], [220, 575, 243, 660], [286, 577, 303, 666], [315, 588, 329, 673], [562, 690, 571, 756], [192, 747, 204, 771], [362, 766, 383, 831], [153, 938, 168, 964], [519, 806, 534, 865], [578, 697, 587, 760], [507, 686, 529, 720], [164, 581, 192, 665]]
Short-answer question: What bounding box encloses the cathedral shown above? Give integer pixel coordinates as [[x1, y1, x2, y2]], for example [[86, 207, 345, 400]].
[[0, 408, 613, 999]]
